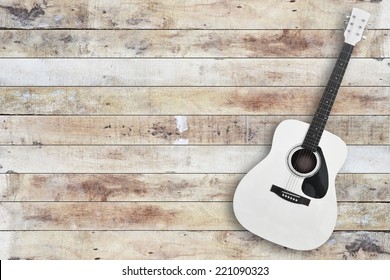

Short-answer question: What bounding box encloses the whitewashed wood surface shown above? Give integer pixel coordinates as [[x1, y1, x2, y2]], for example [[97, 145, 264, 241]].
[[0, 0, 389, 260]]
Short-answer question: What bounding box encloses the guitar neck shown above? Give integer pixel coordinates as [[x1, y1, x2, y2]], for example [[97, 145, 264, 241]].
[[302, 42, 354, 152]]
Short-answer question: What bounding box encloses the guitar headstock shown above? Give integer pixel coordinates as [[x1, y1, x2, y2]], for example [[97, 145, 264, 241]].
[[344, 8, 370, 46]]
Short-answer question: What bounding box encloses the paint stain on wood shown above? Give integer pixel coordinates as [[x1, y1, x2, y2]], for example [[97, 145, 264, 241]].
[[125, 205, 177, 225], [59, 35, 73, 43], [66, 177, 131, 202], [226, 91, 279, 112], [125, 39, 151, 55], [0, 3, 45, 23], [345, 234, 389, 257], [24, 208, 59, 224], [150, 122, 177, 139], [243, 30, 323, 56]]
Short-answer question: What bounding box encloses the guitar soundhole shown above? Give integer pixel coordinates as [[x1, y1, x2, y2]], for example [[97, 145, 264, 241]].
[[291, 148, 317, 175]]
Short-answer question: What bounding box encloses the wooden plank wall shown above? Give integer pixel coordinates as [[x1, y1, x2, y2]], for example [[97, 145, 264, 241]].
[[0, 0, 389, 260]]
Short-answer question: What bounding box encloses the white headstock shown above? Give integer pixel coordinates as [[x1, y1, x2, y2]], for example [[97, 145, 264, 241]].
[[344, 8, 370, 46]]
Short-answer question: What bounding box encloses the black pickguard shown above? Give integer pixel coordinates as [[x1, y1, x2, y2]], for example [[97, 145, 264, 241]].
[[301, 147, 329, 198]]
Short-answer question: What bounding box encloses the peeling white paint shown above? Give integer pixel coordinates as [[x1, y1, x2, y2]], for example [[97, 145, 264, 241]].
[[175, 116, 188, 133], [327, 238, 336, 246], [174, 138, 189, 145], [52, 89, 65, 96], [54, 15, 63, 23], [67, 90, 77, 102], [361, 214, 370, 226], [19, 91, 32, 102]]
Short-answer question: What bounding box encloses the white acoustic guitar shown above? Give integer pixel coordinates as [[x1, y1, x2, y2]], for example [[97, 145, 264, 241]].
[[233, 8, 370, 250]]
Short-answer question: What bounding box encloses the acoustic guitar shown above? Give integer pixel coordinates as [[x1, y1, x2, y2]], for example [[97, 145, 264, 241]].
[[233, 8, 370, 250]]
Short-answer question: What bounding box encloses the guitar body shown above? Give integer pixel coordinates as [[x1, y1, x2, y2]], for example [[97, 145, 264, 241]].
[[233, 120, 347, 250]]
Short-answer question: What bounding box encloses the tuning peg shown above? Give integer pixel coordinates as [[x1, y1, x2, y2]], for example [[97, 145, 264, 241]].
[[345, 15, 350, 19], [362, 36, 367, 40], [343, 20, 348, 24]]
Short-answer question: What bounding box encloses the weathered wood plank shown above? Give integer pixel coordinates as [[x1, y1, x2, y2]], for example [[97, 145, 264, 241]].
[[0, 0, 387, 29], [0, 87, 390, 115], [337, 174, 390, 202], [0, 87, 388, 116], [0, 146, 388, 174], [0, 59, 388, 86], [1, 231, 389, 260], [0, 116, 388, 145], [0, 30, 388, 58], [0, 174, 388, 202], [0, 202, 388, 231]]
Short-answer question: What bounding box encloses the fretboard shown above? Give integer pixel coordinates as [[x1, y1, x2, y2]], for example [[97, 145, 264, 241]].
[[302, 42, 354, 152]]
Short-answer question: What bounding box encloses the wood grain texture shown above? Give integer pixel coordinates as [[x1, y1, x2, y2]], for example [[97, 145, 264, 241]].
[[0, 146, 388, 174], [0, 115, 388, 145], [0, 202, 389, 231], [0, 0, 389, 260], [0, 173, 388, 202], [0, 30, 388, 58], [0, 59, 388, 86], [0, 0, 388, 29], [1, 231, 390, 260], [0, 87, 388, 116]]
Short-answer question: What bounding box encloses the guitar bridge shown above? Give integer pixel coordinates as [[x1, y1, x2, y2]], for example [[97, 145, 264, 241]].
[[270, 185, 310, 206]]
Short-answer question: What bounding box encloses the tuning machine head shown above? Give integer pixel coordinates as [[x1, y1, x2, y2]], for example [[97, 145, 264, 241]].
[[343, 8, 370, 46]]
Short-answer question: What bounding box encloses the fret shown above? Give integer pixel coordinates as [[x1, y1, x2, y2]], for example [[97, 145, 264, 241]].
[[303, 42, 354, 150]]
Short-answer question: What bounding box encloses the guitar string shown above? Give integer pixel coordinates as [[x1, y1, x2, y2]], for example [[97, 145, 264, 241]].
[[284, 44, 350, 192], [295, 45, 352, 191], [285, 44, 353, 195]]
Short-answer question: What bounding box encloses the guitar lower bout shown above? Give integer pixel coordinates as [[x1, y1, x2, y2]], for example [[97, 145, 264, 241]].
[[233, 120, 347, 250]]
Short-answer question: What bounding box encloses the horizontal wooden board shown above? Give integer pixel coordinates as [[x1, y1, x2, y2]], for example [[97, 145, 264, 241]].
[[0, 87, 388, 116], [0, 30, 388, 58], [0, 146, 388, 174], [1, 231, 389, 260], [0, 0, 388, 29], [0, 59, 388, 86], [0, 174, 388, 202], [0, 202, 388, 231], [0, 116, 388, 145]]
